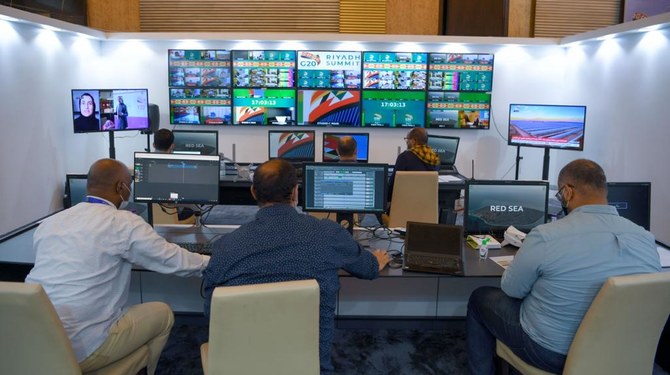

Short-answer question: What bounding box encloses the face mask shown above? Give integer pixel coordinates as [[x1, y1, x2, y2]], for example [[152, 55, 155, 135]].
[[119, 183, 132, 210]]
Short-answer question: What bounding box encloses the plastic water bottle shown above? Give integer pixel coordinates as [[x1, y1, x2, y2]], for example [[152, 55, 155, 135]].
[[479, 238, 490, 260]]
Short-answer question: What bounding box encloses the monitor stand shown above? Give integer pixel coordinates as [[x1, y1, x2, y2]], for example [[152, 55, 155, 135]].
[[336, 212, 354, 235], [542, 148, 550, 181], [109, 131, 116, 159]]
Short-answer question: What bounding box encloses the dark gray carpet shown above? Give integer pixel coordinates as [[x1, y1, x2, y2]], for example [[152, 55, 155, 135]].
[[156, 317, 467, 375]]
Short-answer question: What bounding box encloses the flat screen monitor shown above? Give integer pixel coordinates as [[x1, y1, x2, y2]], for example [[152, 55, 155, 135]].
[[361, 90, 426, 128], [232, 50, 296, 88], [465, 180, 549, 237], [297, 89, 361, 126], [133, 152, 220, 204], [607, 182, 651, 230], [508, 104, 587, 150], [72, 89, 149, 133], [64, 174, 88, 209], [172, 130, 219, 155], [268, 131, 316, 162], [322, 132, 370, 162], [64, 174, 149, 221], [168, 49, 232, 125], [233, 88, 296, 125], [302, 163, 388, 214], [427, 135, 460, 167], [362, 52, 427, 90], [426, 91, 491, 129], [297, 50, 361, 89], [428, 53, 494, 92]]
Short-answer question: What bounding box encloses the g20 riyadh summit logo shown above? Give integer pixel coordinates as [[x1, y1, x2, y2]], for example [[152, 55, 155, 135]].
[[298, 51, 361, 70], [299, 52, 322, 67]]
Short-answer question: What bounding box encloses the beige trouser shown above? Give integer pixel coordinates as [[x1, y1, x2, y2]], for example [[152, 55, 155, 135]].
[[79, 302, 174, 375]]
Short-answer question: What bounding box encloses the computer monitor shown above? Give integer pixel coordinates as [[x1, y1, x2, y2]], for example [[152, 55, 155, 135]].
[[64, 173, 149, 221], [508, 104, 587, 150], [133, 152, 220, 204], [607, 182, 651, 230], [64, 174, 88, 208], [322, 132, 369, 162], [268, 131, 316, 162], [172, 130, 219, 155], [465, 180, 549, 237], [302, 163, 388, 214], [427, 135, 460, 167], [72, 89, 150, 133]]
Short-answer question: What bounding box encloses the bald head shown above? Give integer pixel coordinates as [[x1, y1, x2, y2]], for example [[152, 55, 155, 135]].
[[557, 159, 608, 212], [337, 136, 357, 161], [87, 159, 132, 207], [251, 159, 298, 206]]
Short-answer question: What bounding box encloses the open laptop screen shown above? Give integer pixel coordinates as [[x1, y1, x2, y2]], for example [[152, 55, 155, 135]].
[[427, 135, 459, 167], [465, 180, 549, 237]]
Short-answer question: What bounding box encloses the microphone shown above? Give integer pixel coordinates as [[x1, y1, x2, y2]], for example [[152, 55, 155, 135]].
[[471, 159, 475, 180]]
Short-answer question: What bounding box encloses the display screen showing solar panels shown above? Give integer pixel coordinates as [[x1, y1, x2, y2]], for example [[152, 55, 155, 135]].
[[133, 152, 220, 204]]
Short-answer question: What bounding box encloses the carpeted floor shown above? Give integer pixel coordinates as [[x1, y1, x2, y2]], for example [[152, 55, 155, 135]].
[[156, 317, 467, 375]]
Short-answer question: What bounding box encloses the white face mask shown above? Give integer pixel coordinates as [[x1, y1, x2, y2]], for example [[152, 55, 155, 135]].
[[119, 183, 132, 210]]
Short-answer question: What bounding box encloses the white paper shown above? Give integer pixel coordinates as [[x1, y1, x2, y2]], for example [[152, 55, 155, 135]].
[[657, 245, 670, 268], [490, 255, 515, 270], [439, 175, 462, 183]]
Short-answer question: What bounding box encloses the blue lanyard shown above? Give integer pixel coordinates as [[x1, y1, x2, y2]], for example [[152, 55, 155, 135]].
[[86, 196, 112, 206]]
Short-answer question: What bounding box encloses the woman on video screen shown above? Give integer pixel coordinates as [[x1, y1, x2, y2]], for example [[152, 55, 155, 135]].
[[74, 93, 101, 132]]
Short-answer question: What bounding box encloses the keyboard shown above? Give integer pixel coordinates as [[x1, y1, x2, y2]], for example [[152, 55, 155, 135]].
[[173, 242, 214, 255], [405, 254, 461, 269]]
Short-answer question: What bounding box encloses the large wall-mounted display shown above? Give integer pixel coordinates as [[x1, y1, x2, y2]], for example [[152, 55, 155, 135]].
[[168, 50, 232, 125], [167, 49, 494, 129]]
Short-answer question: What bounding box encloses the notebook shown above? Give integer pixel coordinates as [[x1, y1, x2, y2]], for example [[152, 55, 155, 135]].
[[402, 221, 464, 276]]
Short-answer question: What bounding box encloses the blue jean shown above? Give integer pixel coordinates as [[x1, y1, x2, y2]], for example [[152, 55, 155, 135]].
[[466, 286, 567, 375]]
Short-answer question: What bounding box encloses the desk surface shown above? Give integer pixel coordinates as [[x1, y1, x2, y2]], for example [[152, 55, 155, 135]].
[[154, 224, 513, 278]]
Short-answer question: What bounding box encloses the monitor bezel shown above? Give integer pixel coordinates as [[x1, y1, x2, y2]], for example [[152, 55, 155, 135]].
[[606, 181, 651, 231], [321, 132, 370, 163], [507, 103, 587, 151], [72, 89, 150, 133], [464, 179, 549, 237], [427, 134, 460, 166], [64, 173, 88, 208], [132, 152, 220, 204], [267, 130, 316, 162], [171, 129, 220, 155], [301, 162, 389, 214]]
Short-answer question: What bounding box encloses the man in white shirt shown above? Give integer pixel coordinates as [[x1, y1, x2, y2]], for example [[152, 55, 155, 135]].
[[26, 158, 209, 375]]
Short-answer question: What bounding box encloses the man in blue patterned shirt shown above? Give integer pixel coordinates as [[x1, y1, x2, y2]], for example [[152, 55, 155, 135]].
[[203, 158, 390, 374]]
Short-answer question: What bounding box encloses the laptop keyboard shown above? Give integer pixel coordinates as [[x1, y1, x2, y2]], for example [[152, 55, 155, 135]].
[[173, 242, 214, 255], [405, 254, 461, 269]]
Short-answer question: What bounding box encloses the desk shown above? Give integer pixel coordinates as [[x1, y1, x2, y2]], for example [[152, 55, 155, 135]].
[[0, 221, 506, 317]]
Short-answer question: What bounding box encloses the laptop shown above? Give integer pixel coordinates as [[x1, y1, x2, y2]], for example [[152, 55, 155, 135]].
[[402, 221, 464, 276], [427, 135, 460, 175]]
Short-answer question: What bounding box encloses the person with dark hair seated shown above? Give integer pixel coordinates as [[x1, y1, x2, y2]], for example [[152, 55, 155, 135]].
[[336, 136, 358, 162], [203, 158, 390, 374], [466, 159, 661, 375], [153, 128, 175, 153]]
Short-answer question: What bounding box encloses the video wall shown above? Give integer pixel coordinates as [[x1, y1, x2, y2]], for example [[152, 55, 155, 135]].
[[168, 49, 494, 129]]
